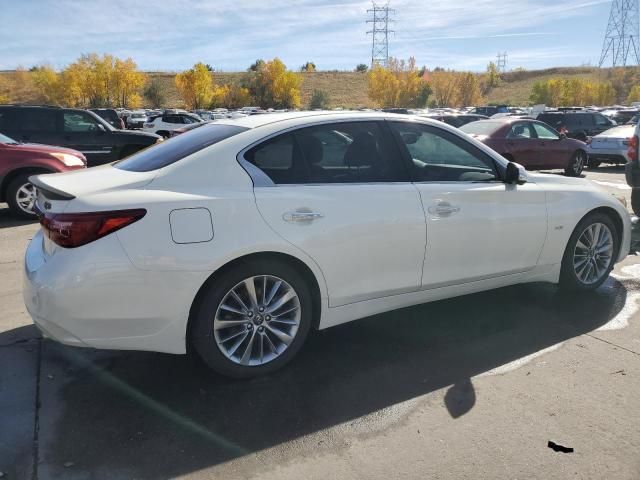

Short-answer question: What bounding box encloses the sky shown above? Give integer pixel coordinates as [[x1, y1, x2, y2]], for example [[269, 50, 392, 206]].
[[0, 0, 615, 72]]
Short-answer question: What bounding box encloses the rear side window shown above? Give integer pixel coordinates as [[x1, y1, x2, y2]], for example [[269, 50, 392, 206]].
[[115, 123, 248, 172], [19, 109, 58, 132]]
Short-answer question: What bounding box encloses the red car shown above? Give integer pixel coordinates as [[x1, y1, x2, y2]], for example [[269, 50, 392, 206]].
[[460, 118, 588, 176], [0, 132, 86, 218]]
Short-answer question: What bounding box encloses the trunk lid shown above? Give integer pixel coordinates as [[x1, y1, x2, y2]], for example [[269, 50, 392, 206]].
[[31, 164, 156, 214]]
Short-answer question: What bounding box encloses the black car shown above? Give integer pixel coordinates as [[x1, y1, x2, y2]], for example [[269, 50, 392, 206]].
[[0, 105, 161, 167], [468, 105, 508, 116], [428, 113, 488, 128], [90, 108, 124, 129], [536, 111, 615, 141]]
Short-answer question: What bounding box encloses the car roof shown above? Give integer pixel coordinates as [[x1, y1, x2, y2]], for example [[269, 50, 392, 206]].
[[214, 110, 425, 129]]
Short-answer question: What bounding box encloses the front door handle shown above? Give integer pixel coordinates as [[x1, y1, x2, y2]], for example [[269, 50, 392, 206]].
[[428, 202, 460, 217], [283, 210, 324, 223]]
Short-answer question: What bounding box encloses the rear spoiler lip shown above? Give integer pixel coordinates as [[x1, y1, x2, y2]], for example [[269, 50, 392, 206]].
[[29, 175, 76, 201]]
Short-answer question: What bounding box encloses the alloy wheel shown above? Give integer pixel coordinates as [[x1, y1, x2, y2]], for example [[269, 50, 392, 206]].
[[15, 182, 36, 214], [573, 152, 585, 175], [573, 222, 614, 285], [213, 275, 301, 366]]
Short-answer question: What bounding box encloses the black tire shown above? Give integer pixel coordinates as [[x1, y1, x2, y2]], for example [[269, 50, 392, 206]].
[[156, 130, 170, 139], [564, 150, 586, 177], [632, 189, 640, 217], [559, 212, 619, 291], [6, 174, 38, 219], [190, 260, 313, 378]]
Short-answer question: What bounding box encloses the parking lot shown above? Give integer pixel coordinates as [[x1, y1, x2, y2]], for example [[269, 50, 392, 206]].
[[0, 166, 638, 479]]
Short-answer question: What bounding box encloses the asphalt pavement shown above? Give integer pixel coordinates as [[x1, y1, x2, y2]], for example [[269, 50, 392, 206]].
[[1, 165, 639, 480]]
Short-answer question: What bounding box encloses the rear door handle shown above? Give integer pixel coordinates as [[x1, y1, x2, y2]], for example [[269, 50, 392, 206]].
[[428, 202, 460, 217], [283, 210, 324, 223]]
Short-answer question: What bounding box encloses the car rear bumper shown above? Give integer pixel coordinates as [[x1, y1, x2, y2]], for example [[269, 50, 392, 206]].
[[23, 230, 208, 354]]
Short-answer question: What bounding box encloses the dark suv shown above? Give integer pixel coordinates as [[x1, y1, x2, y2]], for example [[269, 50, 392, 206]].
[[536, 111, 615, 141], [90, 108, 125, 129], [0, 106, 161, 167]]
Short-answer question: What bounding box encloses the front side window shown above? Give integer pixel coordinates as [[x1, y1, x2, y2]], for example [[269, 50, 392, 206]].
[[244, 121, 406, 185], [507, 123, 535, 139], [594, 114, 610, 126], [64, 112, 99, 132], [390, 122, 498, 182], [532, 122, 559, 140]]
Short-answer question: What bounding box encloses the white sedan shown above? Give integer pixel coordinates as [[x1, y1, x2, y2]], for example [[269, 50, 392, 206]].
[[24, 112, 631, 378]]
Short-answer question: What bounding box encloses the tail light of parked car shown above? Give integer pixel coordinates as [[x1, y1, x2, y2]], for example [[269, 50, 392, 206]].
[[628, 136, 638, 162], [38, 209, 146, 248]]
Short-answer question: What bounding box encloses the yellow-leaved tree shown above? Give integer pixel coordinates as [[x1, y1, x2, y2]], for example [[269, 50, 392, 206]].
[[249, 58, 301, 109], [430, 70, 459, 107], [628, 85, 640, 104], [212, 84, 252, 109], [456, 72, 483, 107], [31, 65, 61, 104], [175, 63, 214, 109], [367, 57, 430, 108]]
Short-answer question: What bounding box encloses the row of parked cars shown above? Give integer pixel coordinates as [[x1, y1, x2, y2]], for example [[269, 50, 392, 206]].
[[0, 102, 638, 218]]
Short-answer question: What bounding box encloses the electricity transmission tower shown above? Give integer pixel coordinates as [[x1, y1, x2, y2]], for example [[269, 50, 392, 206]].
[[496, 52, 508, 72], [367, 2, 395, 67], [598, 0, 640, 67]]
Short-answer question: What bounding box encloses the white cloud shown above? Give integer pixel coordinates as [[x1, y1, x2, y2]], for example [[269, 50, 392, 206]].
[[0, 0, 612, 70]]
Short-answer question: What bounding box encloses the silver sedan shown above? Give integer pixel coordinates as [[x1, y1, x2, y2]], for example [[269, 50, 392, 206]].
[[588, 124, 635, 168]]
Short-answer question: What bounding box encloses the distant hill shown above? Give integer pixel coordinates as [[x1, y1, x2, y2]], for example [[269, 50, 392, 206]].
[[0, 66, 628, 108]]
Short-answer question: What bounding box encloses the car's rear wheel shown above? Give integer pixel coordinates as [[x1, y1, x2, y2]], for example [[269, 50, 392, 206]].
[[560, 213, 618, 290], [191, 260, 312, 378], [565, 151, 586, 177], [6, 174, 38, 219]]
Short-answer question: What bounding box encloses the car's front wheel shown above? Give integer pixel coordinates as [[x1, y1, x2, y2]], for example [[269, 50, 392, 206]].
[[560, 213, 618, 290], [191, 260, 312, 378], [565, 151, 586, 177], [6, 174, 38, 219]]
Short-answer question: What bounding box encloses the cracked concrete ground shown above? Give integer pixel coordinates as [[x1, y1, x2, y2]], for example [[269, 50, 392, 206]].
[[0, 166, 639, 480]]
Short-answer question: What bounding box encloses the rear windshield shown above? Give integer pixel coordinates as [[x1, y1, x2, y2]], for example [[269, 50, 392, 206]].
[[114, 123, 249, 172], [459, 121, 503, 135]]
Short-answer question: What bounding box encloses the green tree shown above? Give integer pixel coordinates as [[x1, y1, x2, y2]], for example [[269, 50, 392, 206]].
[[301, 62, 316, 72], [355, 63, 369, 73], [309, 89, 329, 109], [144, 78, 167, 108]]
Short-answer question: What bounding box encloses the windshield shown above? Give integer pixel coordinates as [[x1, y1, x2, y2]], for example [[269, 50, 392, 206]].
[[0, 132, 18, 144], [115, 123, 248, 172], [460, 121, 503, 135]]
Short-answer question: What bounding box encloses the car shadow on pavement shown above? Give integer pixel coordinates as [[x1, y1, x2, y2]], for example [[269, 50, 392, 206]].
[[11, 276, 627, 479], [0, 205, 37, 229]]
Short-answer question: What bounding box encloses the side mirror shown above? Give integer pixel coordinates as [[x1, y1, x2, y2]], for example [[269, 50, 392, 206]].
[[505, 162, 526, 185]]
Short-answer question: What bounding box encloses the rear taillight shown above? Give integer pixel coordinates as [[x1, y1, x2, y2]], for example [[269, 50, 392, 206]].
[[39, 209, 146, 248], [628, 135, 638, 162]]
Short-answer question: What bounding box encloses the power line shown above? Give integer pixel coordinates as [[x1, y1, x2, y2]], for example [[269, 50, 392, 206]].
[[496, 52, 508, 72], [599, 0, 640, 67], [367, 2, 395, 67]]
